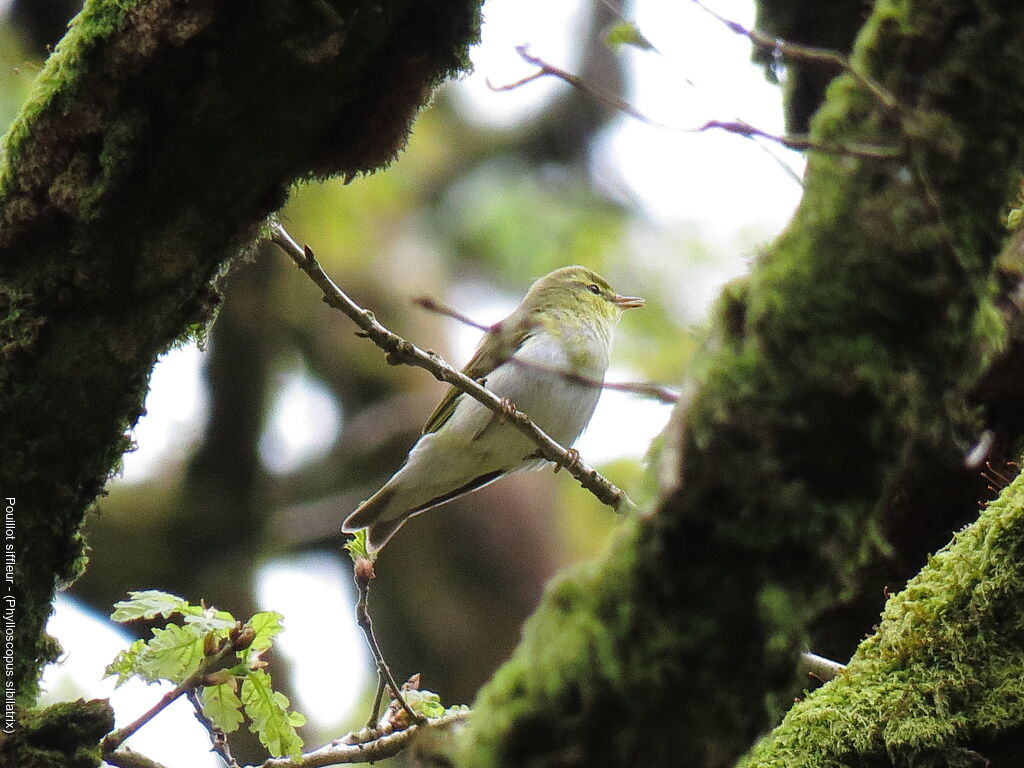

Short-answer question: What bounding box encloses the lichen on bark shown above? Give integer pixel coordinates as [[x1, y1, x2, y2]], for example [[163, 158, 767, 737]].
[[458, 1, 1024, 766]]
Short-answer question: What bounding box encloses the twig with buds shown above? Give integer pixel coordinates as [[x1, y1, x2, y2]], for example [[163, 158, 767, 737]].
[[101, 624, 254, 754], [351, 557, 424, 727], [490, 46, 901, 161]]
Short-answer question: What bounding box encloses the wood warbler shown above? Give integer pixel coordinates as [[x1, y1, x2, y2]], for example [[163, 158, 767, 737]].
[[342, 265, 644, 551]]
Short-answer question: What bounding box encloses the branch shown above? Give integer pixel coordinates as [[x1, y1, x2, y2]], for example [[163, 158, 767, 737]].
[[187, 689, 241, 768], [487, 47, 671, 128], [490, 46, 901, 161], [0, 0, 483, 705], [104, 748, 172, 768], [693, 120, 901, 160], [798, 651, 845, 682], [255, 710, 471, 768], [412, 296, 681, 404], [101, 630, 247, 754], [351, 558, 423, 727], [107, 712, 471, 768], [268, 222, 636, 513]]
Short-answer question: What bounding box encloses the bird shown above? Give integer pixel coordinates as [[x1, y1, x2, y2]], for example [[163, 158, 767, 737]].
[[342, 265, 644, 552]]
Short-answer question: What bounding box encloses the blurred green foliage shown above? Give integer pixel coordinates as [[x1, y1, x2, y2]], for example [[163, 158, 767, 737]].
[[0, 26, 40, 143]]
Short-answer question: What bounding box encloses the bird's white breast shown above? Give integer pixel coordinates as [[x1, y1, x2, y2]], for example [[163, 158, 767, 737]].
[[484, 327, 607, 449], [389, 320, 613, 509]]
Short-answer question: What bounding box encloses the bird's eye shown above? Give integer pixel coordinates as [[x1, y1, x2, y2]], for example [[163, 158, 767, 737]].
[[588, 284, 601, 295]]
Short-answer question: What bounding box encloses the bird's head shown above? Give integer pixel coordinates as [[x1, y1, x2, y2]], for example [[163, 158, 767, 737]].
[[520, 266, 645, 329]]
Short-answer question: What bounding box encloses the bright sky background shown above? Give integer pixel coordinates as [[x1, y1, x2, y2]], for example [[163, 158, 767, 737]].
[[39, 0, 805, 755]]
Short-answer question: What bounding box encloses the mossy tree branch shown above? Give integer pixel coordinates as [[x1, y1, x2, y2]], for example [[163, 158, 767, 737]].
[[0, 0, 481, 703], [458, 1, 1024, 766], [740, 465, 1024, 766]]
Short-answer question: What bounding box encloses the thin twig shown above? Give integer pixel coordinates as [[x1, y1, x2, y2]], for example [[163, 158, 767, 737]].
[[366, 677, 387, 730], [964, 430, 995, 470], [743, 133, 805, 186], [489, 46, 901, 161], [695, 120, 901, 160], [256, 710, 472, 768], [187, 689, 241, 768], [352, 562, 423, 727], [268, 222, 636, 513], [488, 46, 672, 128], [688, 0, 899, 112], [687, 0, 968, 257], [101, 633, 244, 754], [411, 296, 680, 404], [412, 295, 491, 332], [909, 146, 959, 256], [596, 2, 800, 183], [799, 650, 846, 682]]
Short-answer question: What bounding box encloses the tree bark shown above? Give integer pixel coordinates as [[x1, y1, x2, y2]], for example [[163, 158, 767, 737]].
[[458, 1, 1024, 766], [0, 0, 481, 705]]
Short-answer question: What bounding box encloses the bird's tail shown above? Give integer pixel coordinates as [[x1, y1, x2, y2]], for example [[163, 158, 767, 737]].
[[342, 485, 408, 553], [364, 516, 407, 552]]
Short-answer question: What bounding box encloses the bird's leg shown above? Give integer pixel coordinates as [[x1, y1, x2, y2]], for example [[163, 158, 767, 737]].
[[553, 448, 580, 474], [474, 397, 518, 440]]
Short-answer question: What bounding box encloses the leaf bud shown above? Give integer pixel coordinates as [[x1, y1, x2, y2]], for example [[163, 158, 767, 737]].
[[354, 557, 375, 585], [233, 624, 256, 651]]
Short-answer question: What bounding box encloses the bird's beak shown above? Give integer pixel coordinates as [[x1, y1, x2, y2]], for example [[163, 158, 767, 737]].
[[612, 294, 645, 309]]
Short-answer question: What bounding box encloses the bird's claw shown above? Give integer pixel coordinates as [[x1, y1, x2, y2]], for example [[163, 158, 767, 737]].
[[497, 397, 517, 422], [554, 448, 580, 474]]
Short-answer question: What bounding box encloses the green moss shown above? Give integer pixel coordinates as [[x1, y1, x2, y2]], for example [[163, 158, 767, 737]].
[[742, 471, 1024, 767], [0, 699, 114, 768], [463, 524, 643, 768]]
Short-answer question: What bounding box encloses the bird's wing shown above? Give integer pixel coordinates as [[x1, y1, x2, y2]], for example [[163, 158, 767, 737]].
[[422, 318, 535, 434]]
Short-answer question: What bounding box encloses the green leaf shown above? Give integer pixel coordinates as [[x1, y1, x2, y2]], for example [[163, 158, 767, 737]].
[[104, 639, 147, 687], [183, 606, 237, 634], [136, 624, 207, 684], [241, 670, 305, 759], [111, 590, 197, 622], [343, 530, 372, 563], [604, 21, 655, 52], [405, 689, 445, 719], [248, 611, 285, 652], [201, 683, 244, 734]]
